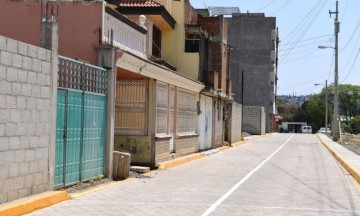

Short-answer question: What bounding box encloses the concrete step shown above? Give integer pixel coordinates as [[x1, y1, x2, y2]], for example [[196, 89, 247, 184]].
[[130, 166, 150, 173]]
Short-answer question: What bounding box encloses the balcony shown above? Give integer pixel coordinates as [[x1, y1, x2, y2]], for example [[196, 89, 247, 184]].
[[103, 7, 147, 58]]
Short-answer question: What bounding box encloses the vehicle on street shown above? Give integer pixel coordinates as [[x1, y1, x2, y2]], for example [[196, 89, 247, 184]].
[[301, 126, 312, 133], [318, 127, 331, 134]]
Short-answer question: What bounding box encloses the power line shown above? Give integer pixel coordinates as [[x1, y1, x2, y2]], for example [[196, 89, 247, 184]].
[[279, 38, 331, 52], [281, 0, 326, 44], [339, 19, 360, 51], [341, 48, 360, 82], [280, 34, 332, 46], [340, 0, 349, 22], [280, 0, 328, 62], [340, 33, 360, 71], [279, 72, 328, 90], [281, 54, 332, 65], [256, 0, 277, 13], [270, 0, 294, 16], [327, 49, 335, 81]]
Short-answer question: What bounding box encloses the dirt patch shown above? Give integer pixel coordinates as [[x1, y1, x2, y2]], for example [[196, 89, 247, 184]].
[[340, 135, 360, 156], [58, 178, 112, 194], [57, 171, 156, 194]]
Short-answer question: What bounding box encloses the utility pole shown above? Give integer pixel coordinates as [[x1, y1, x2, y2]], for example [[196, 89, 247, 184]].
[[330, 1, 340, 141], [325, 80, 328, 133]]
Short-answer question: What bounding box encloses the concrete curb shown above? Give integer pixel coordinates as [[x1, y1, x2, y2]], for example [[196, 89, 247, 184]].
[[158, 145, 237, 169], [157, 134, 274, 170], [0, 191, 70, 216], [317, 133, 360, 185], [158, 152, 206, 169], [0, 134, 269, 215], [231, 141, 246, 147]]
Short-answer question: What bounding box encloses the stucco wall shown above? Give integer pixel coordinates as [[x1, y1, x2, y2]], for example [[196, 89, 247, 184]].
[[0, 36, 54, 203], [226, 102, 242, 143], [114, 136, 152, 165], [0, 1, 103, 65], [213, 100, 224, 148], [162, 0, 199, 80]]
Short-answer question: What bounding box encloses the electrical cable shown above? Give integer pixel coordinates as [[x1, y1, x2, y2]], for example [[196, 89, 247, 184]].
[[280, 34, 332, 46], [281, 0, 325, 45], [339, 19, 360, 51], [327, 49, 334, 81], [270, 0, 294, 16], [280, 0, 328, 62], [341, 48, 360, 82], [256, 0, 277, 13], [279, 72, 328, 91]]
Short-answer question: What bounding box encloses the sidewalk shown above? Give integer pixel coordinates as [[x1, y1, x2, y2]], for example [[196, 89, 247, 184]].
[[317, 133, 360, 184], [0, 139, 247, 216], [4, 132, 358, 216]]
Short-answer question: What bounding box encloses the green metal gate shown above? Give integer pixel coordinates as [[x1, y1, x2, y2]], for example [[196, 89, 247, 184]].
[[55, 56, 107, 188]]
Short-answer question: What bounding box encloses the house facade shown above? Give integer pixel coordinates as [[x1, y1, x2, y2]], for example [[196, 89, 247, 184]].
[[0, 0, 255, 204], [105, 0, 205, 165], [118, 0, 243, 152]]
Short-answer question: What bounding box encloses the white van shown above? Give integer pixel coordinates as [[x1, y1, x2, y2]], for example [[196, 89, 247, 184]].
[[301, 126, 312, 134]]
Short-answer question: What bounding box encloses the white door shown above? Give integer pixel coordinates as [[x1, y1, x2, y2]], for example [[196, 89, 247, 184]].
[[199, 95, 213, 150]]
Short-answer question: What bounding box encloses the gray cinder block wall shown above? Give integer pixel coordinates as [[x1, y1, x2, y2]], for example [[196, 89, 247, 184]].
[[228, 13, 277, 133], [0, 35, 56, 203], [242, 106, 266, 135]]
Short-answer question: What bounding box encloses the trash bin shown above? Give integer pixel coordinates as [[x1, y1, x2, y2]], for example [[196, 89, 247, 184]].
[[113, 151, 131, 180]]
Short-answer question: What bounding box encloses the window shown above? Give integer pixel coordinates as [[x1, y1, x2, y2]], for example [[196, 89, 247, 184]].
[[177, 89, 198, 135], [156, 83, 168, 135], [156, 84, 198, 136], [152, 25, 162, 58], [115, 80, 148, 135], [185, 34, 200, 53]]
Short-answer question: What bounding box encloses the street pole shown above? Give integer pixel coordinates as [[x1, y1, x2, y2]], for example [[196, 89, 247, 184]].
[[330, 1, 340, 141], [325, 80, 328, 132]]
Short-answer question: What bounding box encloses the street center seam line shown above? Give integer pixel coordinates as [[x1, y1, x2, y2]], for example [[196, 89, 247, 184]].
[[201, 134, 296, 216]]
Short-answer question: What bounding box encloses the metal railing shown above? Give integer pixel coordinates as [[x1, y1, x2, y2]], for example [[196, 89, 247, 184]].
[[58, 56, 108, 94]]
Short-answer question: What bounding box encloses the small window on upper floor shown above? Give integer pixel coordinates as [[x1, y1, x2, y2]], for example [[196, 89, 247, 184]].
[[152, 25, 162, 58], [185, 34, 200, 53]]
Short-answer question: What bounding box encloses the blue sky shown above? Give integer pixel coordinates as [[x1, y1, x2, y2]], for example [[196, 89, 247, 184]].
[[189, 0, 360, 96]]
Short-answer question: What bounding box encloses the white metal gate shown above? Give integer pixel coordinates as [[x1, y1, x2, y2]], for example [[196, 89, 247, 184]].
[[199, 95, 213, 150]]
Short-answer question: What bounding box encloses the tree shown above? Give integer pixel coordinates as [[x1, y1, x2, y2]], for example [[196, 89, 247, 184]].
[[277, 84, 360, 134], [350, 115, 360, 134]]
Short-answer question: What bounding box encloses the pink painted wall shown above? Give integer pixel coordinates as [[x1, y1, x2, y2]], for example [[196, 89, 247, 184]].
[[0, 1, 103, 65]]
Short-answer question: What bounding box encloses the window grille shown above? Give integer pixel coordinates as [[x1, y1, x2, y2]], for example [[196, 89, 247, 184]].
[[115, 80, 148, 135], [177, 89, 198, 134], [170, 87, 175, 134], [58, 56, 107, 94], [156, 83, 168, 134]]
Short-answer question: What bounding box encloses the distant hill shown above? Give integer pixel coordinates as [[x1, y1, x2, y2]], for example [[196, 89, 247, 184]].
[[277, 95, 310, 107]]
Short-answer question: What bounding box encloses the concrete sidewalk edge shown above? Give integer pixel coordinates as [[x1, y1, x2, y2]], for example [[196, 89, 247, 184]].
[[0, 191, 70, 216], [157, 145, 234, 169], [0, 134, 268, 215], [157, 152, 206, 169], [157, 134, 273, 170], [317, 134, 360, 185]]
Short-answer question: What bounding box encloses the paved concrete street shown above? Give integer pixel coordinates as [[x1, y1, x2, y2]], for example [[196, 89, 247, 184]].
[[26, 134, 360, 216]]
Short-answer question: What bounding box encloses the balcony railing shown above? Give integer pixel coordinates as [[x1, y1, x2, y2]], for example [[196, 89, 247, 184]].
[[103, 13, 146, 58]]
